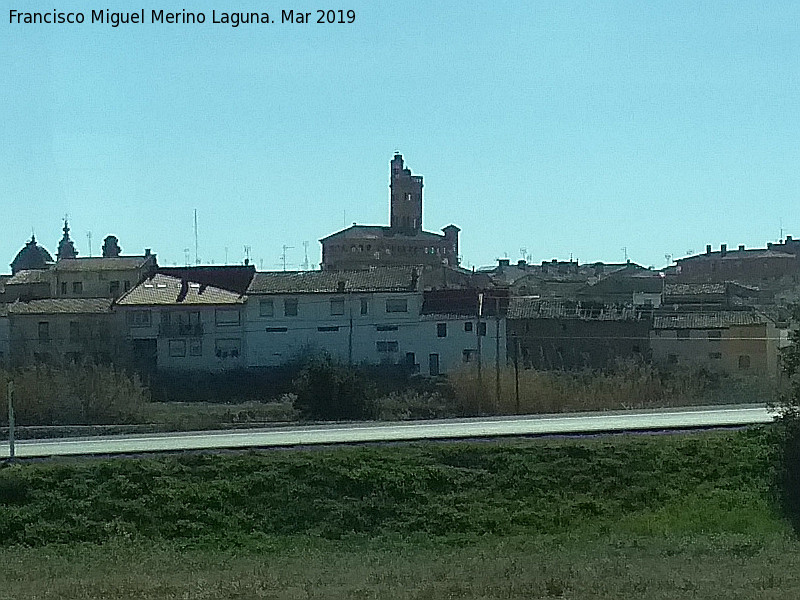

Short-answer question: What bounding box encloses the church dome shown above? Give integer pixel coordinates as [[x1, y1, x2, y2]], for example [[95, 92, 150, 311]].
[[10, 235, 54, 274]]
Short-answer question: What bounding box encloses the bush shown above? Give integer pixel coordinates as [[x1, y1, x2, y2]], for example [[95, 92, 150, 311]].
[[0, 364, 149, 426], [292, 356, 376, 421]]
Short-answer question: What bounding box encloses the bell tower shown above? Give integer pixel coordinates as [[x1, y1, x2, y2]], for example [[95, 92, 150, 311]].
[[389, 153, 423, 234]]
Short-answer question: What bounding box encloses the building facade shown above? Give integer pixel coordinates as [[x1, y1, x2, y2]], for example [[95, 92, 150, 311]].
[[320, 154, 460, 270]]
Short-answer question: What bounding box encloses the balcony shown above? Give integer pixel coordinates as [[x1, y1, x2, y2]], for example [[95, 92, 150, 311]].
[[158, 323, 204, 337]]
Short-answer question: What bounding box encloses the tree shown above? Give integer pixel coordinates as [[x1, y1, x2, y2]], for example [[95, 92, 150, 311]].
[[292, 356, 375, 421]]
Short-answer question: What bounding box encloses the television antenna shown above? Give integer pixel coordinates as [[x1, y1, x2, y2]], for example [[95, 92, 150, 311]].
[[281, 245, 294, 271]]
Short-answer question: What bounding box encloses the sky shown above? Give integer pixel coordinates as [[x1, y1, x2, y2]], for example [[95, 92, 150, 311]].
[[2, 1, 799, 272]]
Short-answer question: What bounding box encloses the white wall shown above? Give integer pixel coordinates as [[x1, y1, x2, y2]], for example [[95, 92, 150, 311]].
[[244, 292, 506, 375], [120, 305, 245, 372]]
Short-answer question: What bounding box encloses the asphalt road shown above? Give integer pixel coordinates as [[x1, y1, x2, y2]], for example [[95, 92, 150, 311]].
[[0, 404, 777, 459]]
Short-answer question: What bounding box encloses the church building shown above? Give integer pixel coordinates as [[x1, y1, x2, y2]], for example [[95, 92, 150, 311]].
[[320, 154, 460, 271]]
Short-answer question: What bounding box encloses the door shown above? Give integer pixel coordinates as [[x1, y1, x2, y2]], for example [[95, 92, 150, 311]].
[[429, 353, 440, 376]]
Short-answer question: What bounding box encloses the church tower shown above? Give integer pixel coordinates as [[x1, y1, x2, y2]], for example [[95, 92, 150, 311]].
[[389, 153, 423, 234], [56, 219, 78, 260]]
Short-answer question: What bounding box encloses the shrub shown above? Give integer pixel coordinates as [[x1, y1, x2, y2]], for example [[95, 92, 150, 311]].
[[0, 364, 149, 426], [292, 356, 376, 420]]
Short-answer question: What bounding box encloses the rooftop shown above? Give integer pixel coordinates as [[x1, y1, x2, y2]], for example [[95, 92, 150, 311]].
[[248, 267, 420, 294], [653, 311, 769, 329], [117, 274, 245, 306], [507, 298, 642, 321], [8, 298, 114, 315], [54, 255, 155, 272]]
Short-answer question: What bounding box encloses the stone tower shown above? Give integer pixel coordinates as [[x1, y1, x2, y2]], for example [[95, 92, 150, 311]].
[[389, 153, 423, 234], [56, 220, 78, 260]]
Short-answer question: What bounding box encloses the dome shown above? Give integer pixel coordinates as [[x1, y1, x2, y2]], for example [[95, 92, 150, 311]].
[[10, 235, 54, 274]]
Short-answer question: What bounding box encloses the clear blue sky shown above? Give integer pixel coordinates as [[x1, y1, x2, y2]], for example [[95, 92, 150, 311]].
[[2, 1, 799, 272]]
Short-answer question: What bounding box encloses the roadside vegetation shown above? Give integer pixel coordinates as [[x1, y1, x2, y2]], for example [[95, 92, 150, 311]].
[[0, 355, 777, 430], [0, 426, 797, 598]]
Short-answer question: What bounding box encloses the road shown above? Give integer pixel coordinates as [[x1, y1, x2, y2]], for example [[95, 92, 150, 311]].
[[0, 404, 777, 459]]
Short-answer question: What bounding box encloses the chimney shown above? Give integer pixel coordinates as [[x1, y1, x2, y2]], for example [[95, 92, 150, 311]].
[[738, 244, 745, 251], [336, 280, 346, 293], [788, 235, 794, 242], [721, 244, 727, 257], [145, 248, 151, 257], [517, 259, 527, 268], [706, 245, 711, 255], [498, 258, 510, 271]]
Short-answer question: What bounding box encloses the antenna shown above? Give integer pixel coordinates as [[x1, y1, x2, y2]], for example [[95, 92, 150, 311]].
[[281, 245, 294, 271], [86, 231, 92, 257], [621, 246, 628, 261], [193, 209, 200, 265], [302, 241, 310, 270], [664, 253, 672, 265], [243, 245, 251, 265], [184, 248, 190, 267]]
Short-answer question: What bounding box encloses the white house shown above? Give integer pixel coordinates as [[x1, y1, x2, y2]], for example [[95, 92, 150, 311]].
[[116, 273, 246, 372], [245, 267, 506, 375]]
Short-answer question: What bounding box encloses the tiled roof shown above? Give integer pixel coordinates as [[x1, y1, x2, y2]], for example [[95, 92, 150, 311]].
[[320, 225, 447, 242], [5, 269, 52, 285], [665, 283, 726, 295], [653, 311, 769, 329], [507, 298, 641, 321], [54, 256, 153, 272], [8, 298, 114, 315], [248, 267, 420, 294], [117, 274, 245, 306], [678, 249, 796, 262]]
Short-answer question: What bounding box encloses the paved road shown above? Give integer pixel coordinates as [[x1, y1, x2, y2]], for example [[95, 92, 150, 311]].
[[0, 404, 776, 459]]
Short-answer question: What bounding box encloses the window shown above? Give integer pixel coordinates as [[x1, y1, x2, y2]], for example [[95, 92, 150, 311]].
[[429, 353, 440, 376], [215, 308, 241, 326], [169, 340, 186, 357], [386, 298, 408, 313], [60, 282, 67, 295], [739, 355, 751, 370], [707, 330, 722, 340], [478, 322, 487, 336], [126, 310, 152, 328], [38, 321, 50, 344], [360, 298, 369, 315], [124, 280, 131, 292], [376, 324, 398, 332], [318, 326, 340, 332], [677, 329, 690, 339], [215, 338, 241, 358], [463, 349, 476, 363], [189, 339, 202, 356], [709, 352, 722, 359], [72, 281, 83, 295], [330, 297, 345, 316], [668, 354, 678, 364], [265, 327, 288, 333], [69, 321, 80, 343], [109, 281, 120, 296], [284, 298, 298, 317], [464, 322, 473, 332], [437, 323, 447, 338], [259, 299, 274, 317], [376, 341, 399, 352]]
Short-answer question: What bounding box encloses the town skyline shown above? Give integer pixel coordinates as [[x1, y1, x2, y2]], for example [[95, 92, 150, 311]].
[[3, 2, 798, 270]]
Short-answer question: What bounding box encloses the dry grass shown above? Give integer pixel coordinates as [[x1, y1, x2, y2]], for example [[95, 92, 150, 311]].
[[1, 533, 799, 599], [448, 361, 777, 416]]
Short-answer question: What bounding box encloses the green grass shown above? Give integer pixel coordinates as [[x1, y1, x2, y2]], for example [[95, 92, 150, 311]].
[[0, 425, 796, 598]]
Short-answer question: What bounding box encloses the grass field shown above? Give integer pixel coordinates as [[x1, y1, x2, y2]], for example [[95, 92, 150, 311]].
[[0, 425, 797, 598]]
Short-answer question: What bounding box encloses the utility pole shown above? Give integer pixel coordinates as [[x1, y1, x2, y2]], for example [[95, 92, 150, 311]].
[[476, 292, 484, 389], [495, 296, 501, 411], [514, 337, 520, 414], [7, 381, 15, 460], [194, 209, 200, 265]]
